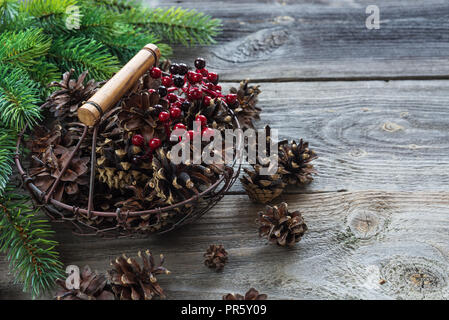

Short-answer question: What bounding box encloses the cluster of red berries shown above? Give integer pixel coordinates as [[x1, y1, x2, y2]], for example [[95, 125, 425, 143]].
[[130, 58, 228, 162]]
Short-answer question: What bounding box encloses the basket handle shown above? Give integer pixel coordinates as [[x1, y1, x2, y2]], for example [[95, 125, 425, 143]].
[[77, 44, 161, 126]]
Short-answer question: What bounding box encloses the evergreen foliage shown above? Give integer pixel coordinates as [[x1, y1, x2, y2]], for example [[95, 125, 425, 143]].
[[0, 0, 221, 298]]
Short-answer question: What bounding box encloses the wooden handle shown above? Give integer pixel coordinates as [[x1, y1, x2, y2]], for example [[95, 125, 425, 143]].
[[77, 44, 161, 126]]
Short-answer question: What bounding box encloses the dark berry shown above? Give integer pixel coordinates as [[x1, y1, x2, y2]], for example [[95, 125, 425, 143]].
[[149, 138, 162, 150], [178, 63, 188, 75], [207, 72, 219, 84], [169, 106, 182, 119], [158, 111, 170, 122], [161, 76, 172, 87], [195, 114, 208, 127], [173, 75, 184, 88], [150, 67, 162, 79], [132, 156, 142, 165], [188, 87, 203, 100], [181, 101, 191, 111], [151, 104, 164, 116], [132, 134, 145, 146], [169, 63, 180, 74], [194, 58, 206, 69], [158, 85, 168, 97]]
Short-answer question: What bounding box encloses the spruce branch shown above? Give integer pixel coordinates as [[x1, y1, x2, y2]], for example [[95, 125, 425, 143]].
[[48, 36, 120, 80], [0, 64, 42, 131], [0, 189, 64, 298], [0, 128, 16, 193], [0, 0, 19, 27]]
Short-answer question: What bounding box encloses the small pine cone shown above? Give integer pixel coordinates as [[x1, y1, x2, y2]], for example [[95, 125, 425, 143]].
[[108, 250, 170, 300], [278, 139, 317, 185], [229, 80, 262, 129], [204, 244, 228, 271], [257, 202, 307, 247], [240, 165, 286, 204], [54, 266, 115, 300], [223, 288, 267, 300]]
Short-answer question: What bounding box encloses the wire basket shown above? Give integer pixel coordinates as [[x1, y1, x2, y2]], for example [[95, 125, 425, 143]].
[[14, 45, 243, 238]]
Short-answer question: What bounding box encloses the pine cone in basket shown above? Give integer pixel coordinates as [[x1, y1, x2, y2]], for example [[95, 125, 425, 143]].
[[257, 202, 307, 247], [108, 250, 170, 300], [278, 139, 317, 185], [228, 80, 262, 129], [204, 244, 228, 271], [55, 265, 115, 300], [43, 69, 102, 119], [223, 288, 267, 300]]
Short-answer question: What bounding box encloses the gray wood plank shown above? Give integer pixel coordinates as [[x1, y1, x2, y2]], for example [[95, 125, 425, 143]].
[[1, 191, 448, 299], [153, 0, 449, 80], [221, 80, 449, 192]]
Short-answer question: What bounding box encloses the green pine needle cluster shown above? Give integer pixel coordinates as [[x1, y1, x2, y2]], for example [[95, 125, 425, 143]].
[[0, 0, 221, 298], [0, 189, 64, 298]]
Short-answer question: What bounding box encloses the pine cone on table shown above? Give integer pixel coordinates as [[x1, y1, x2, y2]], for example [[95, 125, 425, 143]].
[[54, 265, 115, 300], [223, 288, 267, 300], [278, 139, 317, 185], [240, 165, 285, 204], [108, 250, 170, 300], [204, 244, 228, 271], [257, 202, 308, 247]]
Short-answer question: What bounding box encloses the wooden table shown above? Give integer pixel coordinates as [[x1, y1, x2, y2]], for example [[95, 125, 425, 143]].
[[2, 0, 449, 299]]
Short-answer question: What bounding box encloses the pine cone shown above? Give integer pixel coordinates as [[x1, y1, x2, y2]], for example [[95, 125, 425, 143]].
[[257, 202, 307, 247], [204, 244, 228, 271], [223, 288, 267, 300], [240, 165, 285, 204], [278, 139, 317, 185], [42, 69, 102, 119], [55, 266, 115, 300], [108, 250, 170, 300], [229, 80, 262, 129]]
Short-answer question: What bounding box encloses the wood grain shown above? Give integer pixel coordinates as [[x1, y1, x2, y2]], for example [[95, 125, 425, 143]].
[[222, 80, 449, 192], [2, 191, 448, 300], [157, 0, 449, 81]]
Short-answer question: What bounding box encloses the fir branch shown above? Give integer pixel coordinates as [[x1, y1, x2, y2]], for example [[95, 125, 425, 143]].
[[20, 0, 77, 19], [48, 36, 120, 80], [125, 6, 222, 46], [0, 28, 52, 69], [0, 189, 64, 298], [0, 0, 19, 27], [0, 64, 42, 130], [0, 128, 16, 193]]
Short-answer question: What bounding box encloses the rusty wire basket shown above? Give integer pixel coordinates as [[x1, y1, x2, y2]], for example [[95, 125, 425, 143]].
[[14, 44, 243, 238]]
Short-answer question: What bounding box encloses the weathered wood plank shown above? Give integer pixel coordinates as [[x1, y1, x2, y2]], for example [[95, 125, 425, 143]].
[[154, 0, 449, 80], [2, 191, 448, 299], [221, 80, 449, 192]]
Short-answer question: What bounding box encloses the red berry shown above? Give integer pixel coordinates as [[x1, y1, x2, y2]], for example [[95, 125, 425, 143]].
[[131, 134, 144, 146], [187, 71, 202, 84], [195, 114, 208, 127], [167, 93, 178, 102], [148, 88, 156, 94], [169, 106, 182, 119], [187, 130, 196, 141], [207, 72, 219, 83], [214, 85, 222, 92], [203, 95, 212, 106], [188, 87, 203, 100], [158, 111, 170, 122], [197, 68, 208, 77], [173, 123, 187, 131], [161, 76, 172, 87], [225, 94, 237, 105], [202, 127, 215, 139], [148, 138, 162, 150], [172, 100, 182, 109], [150, 67, 162, 79]]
